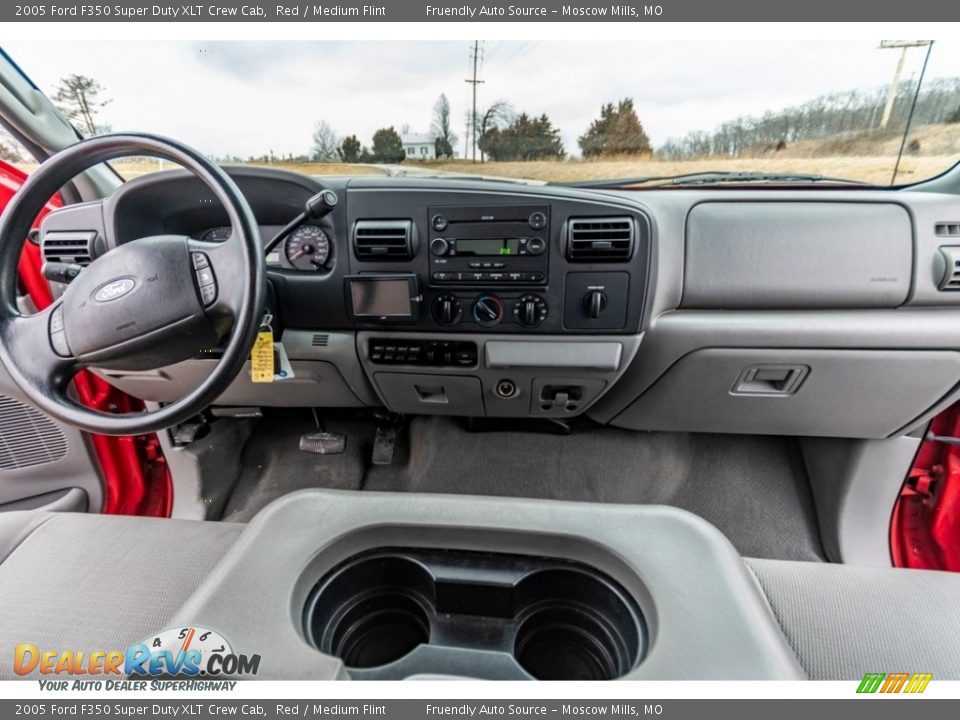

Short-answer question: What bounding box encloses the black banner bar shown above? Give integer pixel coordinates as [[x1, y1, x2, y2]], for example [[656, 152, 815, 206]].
[[5, 0, 960, 22]]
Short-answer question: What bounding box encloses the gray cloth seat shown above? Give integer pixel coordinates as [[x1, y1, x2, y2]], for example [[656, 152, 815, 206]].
[[2, 510, 960, 680], [747, 557, 960, 680], [0, 510, 242, 680]]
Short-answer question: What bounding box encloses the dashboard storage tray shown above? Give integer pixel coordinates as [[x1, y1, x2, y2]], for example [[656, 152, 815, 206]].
[[303, 548, 646, 680]]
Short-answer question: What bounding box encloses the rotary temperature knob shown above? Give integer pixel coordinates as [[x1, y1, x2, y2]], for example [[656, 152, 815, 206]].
[[473, 294, 504, 326], [431, 293, 463, 326], [514, 294, 548, 328]]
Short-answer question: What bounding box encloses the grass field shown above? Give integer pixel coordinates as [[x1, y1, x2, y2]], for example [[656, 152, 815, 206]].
[[13, 123, 959, 186], [14, 155, 955, 186], [417, 155, 955, 185]]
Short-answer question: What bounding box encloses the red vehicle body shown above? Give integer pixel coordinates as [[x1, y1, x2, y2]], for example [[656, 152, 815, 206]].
[[0, 158, 171, 517]]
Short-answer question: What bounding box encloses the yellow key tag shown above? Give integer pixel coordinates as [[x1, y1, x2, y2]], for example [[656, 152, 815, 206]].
[[250, 329, 275, 383]]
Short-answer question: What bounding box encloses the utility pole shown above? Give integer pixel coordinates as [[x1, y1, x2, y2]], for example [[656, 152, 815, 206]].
[[465, 40, 484, 162], [878, 40, 932, 130]]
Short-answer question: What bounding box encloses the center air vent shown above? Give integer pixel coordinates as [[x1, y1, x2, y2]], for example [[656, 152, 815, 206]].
[[938, 246, 960, 291], [936, 222, 960, 237], [41, 231, 97, 266], [566, 218, 635, 262], [352, 220, 415, 261]]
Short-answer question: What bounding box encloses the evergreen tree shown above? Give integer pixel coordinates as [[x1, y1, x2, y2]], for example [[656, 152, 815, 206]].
[[578, 99, 651, 158]]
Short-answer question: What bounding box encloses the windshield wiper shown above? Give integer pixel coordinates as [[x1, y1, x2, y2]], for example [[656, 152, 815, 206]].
[[555, 170, 873, 189]]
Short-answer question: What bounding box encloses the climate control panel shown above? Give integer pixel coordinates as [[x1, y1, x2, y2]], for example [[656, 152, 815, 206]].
[[428, 290, 550, 330]]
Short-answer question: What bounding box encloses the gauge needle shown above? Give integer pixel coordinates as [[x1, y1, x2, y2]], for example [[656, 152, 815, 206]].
[[289, 249, 306, 261]]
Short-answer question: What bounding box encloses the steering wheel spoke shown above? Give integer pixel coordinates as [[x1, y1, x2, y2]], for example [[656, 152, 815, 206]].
[[188, 237, 247, 319], [1, 304, 79, 397]]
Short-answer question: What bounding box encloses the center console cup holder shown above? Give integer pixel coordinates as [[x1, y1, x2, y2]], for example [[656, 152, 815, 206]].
[[304, 548, 646, 680]]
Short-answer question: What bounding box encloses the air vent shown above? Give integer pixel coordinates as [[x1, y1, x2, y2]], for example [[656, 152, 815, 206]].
[[0, 395, 69, 471], [938, 246, 960, 291], [936, 222, 960, 237], [311, 334, 329, 347], [41, 231, 97, 266], [566, 218, 635, 262], [352, 220, 415, 261]]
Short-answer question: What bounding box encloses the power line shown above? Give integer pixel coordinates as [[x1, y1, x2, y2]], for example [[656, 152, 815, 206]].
[[878, 40, 931, 129], [465, 40, 485, 163], [891, 40, 934, 185]]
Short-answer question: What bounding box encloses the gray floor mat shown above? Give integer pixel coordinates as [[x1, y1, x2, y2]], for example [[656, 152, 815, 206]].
[[221, 413, 824, 561], [220, 416, 371, 523]]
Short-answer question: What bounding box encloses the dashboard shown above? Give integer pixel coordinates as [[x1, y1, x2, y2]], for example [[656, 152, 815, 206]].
[[37, 166, 960, 439]]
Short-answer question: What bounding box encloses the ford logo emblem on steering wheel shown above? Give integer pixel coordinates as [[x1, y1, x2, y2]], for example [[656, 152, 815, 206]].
[[93, 277, 137, 303]]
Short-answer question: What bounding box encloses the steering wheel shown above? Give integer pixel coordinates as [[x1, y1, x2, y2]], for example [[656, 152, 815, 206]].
[[0, 134, 266, 436]]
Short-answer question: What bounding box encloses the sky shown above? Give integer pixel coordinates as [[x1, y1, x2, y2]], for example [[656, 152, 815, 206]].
[[3, 40, 960, 159]]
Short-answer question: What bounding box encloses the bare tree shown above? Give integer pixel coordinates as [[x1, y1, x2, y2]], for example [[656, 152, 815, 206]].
[[431, 93, 458, 159], [311, 121, 340, 162], [472, 101, 513, 161], [0, 128, 24, 163], [52, 74, 111, 136]]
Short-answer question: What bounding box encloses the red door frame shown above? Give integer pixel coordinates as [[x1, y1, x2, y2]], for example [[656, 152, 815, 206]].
[[2, 159, 172, 517], [891, 402, 960, 571]]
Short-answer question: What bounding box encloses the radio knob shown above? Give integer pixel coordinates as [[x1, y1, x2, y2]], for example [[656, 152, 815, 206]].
[[525, 236, 546, 256], [431, 214, 449, 231], [430, 237, 450, 256], [473, 294, 504, 326], [528, 211, 547, 230], [515, 294, 548, 328], [431, 294, 463, 326]]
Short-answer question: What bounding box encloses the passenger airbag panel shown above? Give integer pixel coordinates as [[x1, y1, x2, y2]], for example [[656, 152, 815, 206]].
[[683, 202, 912, 309]]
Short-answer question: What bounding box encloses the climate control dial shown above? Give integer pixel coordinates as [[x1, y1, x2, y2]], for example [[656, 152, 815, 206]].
[[473, 294, 504, 326], [514, 294, 548, 328]]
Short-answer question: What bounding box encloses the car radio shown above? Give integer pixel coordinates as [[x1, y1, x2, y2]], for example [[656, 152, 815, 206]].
[[428, 203, 550, 286]]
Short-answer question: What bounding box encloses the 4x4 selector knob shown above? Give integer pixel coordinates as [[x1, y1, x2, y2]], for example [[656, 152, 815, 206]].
[[583, 290, 608, 320], [430, 237, 450, 256], [473, 294, 504, 326], [514, 294, 548, 328], [431, 293, 463, 326]]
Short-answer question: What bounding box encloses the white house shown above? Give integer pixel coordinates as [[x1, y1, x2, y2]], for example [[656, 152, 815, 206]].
[[401, 133, 436, 161]]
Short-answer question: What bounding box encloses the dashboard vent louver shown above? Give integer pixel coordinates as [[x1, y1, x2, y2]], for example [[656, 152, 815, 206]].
[[41, 231, 97, 266], [352, 220, 415, 261], [311, 334, 329, 347], [936, 222, 960, 237], [938, 246, 960, 291], [566, 218, 635, 262]]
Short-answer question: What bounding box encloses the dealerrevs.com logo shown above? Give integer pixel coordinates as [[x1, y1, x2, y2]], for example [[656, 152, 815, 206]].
[[14, 626, 261, 679]]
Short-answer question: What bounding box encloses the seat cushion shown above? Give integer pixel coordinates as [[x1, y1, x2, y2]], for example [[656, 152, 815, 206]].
[[0, 511, 242, 679], [746, 557, 960, 680]]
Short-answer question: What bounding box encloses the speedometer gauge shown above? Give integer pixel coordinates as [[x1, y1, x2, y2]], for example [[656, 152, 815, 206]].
[[284, 225, 330, 270]]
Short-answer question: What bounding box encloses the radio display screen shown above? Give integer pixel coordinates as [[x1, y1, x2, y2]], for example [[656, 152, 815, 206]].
[[456, 238, 522, 256], [349, 277, 414, 318]]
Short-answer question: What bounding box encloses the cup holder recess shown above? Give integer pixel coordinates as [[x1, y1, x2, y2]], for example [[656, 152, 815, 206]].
[[303, 549, 645, 680]]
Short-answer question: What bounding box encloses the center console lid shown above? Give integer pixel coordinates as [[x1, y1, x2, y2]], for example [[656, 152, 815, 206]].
[[170, 489, 805, 680]]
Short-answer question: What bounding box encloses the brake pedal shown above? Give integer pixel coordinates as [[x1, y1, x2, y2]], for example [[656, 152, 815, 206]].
[[299, 432, 346, 455]]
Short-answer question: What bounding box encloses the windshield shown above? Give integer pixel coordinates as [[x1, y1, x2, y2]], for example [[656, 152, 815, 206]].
[[4, 40, 960, 187]]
